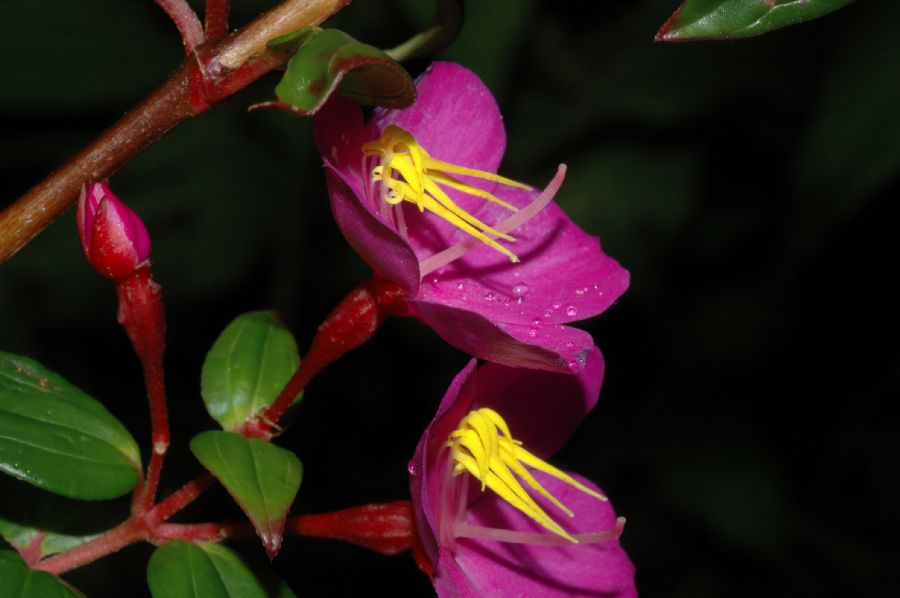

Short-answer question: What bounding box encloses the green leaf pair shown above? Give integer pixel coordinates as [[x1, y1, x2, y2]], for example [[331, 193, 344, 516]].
[[195, 312, 304, 557]]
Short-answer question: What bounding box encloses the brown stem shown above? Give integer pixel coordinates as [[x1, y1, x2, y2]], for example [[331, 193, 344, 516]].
[[0, 0, 351, 263]]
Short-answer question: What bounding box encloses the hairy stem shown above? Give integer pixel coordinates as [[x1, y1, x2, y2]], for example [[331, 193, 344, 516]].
[[154, 0, 205, 52], [242, 276, 405, 438], [0, 0, 351, 263]]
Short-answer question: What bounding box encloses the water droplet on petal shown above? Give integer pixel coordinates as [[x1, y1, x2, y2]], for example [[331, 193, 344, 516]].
[[543, 310, 552, 318], [566, 341, 574, 348], [503, 298, 511, 305], [516, 297, 525, 305], [407, 460, 417, 476], [566, 305, 578, 317], [531, 318, 542, 327], [567, 360, 580, 370], [511, 283, 529, 297], [527, 329, 538, 338], [552, 302, 561, 310], [456, 282, 465, 291], [483, 292, 495, 301]]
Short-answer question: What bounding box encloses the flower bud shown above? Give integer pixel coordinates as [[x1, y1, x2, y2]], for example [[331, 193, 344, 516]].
[[77, 181, 151, 280]]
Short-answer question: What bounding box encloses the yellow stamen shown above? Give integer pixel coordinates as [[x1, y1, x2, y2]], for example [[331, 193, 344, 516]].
[[447, 407, 607, 543], [362, 125, 533, 262]]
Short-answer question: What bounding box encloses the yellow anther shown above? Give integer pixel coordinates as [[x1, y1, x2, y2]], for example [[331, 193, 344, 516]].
[[362, 125, 533, 262], [447, 408, 607, 543]]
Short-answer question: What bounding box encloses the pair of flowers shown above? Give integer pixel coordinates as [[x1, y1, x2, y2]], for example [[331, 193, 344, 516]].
[[78, 61, 636, 597], [314, 62, 636, 596]]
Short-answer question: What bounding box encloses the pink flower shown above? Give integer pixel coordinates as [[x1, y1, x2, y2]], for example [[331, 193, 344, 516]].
[[77, 181, 151, 280], [409, 348, 636, 597], [313, 62, 628, 373]]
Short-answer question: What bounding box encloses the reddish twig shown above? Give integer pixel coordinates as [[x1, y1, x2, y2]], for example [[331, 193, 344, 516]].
[[154, 0, 205, 52], [146, 473, 216, 526], [241, 275, 405, 438], [205, 0, 231, 42], [36, 519, 146, 575], [0, 0, 351, 263]]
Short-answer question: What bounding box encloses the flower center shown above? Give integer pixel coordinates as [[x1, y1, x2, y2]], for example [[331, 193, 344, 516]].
[[446, 407, 607, 544], [361, 125, 533, 263]]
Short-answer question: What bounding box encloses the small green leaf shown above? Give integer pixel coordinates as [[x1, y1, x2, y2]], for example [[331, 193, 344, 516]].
[[656, 0, 856, 41], [147, 541, 297, 598], [0, 351, 141, 500], [265, 27, 415, 115], [0, 550, 84, 598], [190, 432, 302, 558], [201, 312, 300, 431]]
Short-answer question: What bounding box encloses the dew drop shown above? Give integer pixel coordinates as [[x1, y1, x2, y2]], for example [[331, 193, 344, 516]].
[[531, 318, 542, 327], [483, 292, 495, 301], [567, 360, 580, 370], [511, 283, 530, 297], [407, 460, 417, 476], [543, 310, 552, 318], [456, 282, 465, 291], [516, 297, 525, 305], [527, 329, 538, 338], [566, 341, 574, 348], [566, 305, 578, 317], [503, 298, 511, 305], [430, 277, 439, 285], [552, 302, 561, 310]]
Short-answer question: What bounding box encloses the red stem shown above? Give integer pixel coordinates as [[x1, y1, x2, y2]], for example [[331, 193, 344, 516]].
[[242, 275, 406, 438], [116, 268, 170, 512], [205, 0, 231, 42], [154, 0, 205, 52], [36, 520, 146, 575], [147, 473, 216, 526]]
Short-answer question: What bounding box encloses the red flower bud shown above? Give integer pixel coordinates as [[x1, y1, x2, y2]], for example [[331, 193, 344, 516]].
[[77, 181, 151, 281]]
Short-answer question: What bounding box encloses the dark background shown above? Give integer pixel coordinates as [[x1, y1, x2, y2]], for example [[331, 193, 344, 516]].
[[1, 0, 898, 596]]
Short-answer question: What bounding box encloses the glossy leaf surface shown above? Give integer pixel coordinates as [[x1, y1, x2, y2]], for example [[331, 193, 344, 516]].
[[190, 431, 302, 558], [266, 26, 415, 115], [201, 311, 300, 431], [0, 551, 84, 598], [147, 540, 296, 598], [0, 351, 141, 499], [656, 0, 856, 40]]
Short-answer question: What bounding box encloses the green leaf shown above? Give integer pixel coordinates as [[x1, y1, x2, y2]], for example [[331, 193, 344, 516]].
[[656, 0, 856, 41], [0, 351, 141, 500], [201, 312, 300, 431], [265, 27, 415, 115], [0, 550, 84, 598], [190, 432, 302, 558], [147, 541, 296, 598]]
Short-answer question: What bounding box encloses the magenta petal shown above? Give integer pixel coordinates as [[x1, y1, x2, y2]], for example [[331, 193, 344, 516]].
[[469, 346, 604, 457], [324, 167, 421, 293], [410, 359, 480, 565], [446, 472, 636, 598], [314, 94, 421, 292], [368, 62, 506, 174], [410, 298, 600, 373]]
